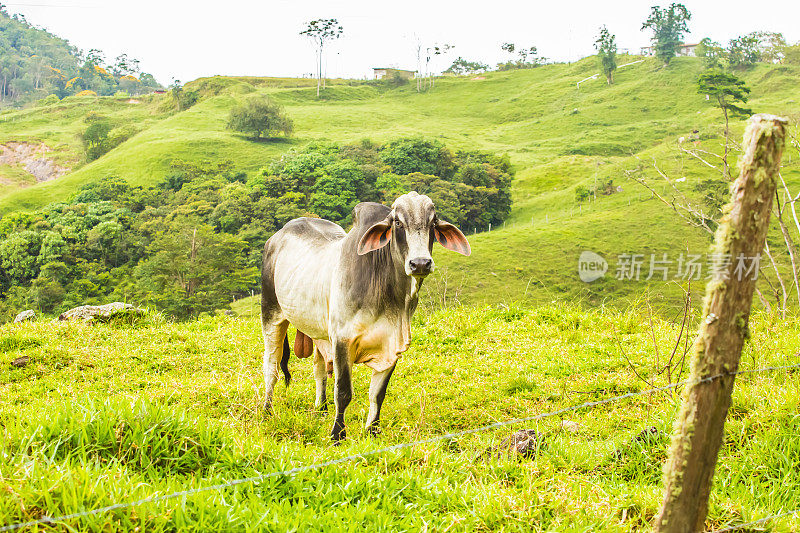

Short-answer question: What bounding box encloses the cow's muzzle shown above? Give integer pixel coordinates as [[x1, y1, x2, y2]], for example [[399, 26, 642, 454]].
[[408, 257, 433, 276]]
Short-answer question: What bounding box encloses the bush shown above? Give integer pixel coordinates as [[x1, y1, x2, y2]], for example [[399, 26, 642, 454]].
[[784, 44, 800, 65], [379, 138, 455, 178], [81, 120, 113, 161], [226, 96, 294, 139], [37, 94, 60, 106], [387, 72, 409, 88], [79, 119, 137, 161], [444, 57, 488, 75]]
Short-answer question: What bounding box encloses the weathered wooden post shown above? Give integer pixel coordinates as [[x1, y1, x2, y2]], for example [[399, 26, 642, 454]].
[[654, 114, 787, 532]]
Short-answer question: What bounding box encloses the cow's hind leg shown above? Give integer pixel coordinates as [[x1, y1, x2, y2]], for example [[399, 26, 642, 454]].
[[279, 335, 291, 386], [366, 364, 396, 435], [313, 347, 328, 413], [262, 320, 289, 413], [331, 340, 353, 442]]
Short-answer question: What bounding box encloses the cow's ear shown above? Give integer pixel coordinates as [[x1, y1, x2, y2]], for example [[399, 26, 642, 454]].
[[358, 221, 392, 255], [434, 220, 471, 256]]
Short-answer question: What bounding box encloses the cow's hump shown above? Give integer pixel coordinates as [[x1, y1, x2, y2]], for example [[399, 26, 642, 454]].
[[282, 217, 346, 244]]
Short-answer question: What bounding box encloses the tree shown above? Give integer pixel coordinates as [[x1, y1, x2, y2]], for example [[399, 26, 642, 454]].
[[0, 230, 42, 283], [785, 42, 800, 65], [726, 33, 760, 68], [594, 26, 617, 84], [80, 120, 112, 161], [753, 31, 787, 63], [110, 53, 139, 77], [379, 138, 455, 178], [169, 79, 199, 111], [226, 96, 294, 139], [497, 43, 543, 70], [300, 18, 343, 97], [695, 37, 724, 68], [641, 3, 691, 66], [426, 43, 453, 89], [697, 69, 751, 178], [134, 223, 257, 318], [444, 57, 488, 76]]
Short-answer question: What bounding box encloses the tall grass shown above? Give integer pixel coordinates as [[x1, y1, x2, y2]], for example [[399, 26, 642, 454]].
[[2, 303, 798, 530]]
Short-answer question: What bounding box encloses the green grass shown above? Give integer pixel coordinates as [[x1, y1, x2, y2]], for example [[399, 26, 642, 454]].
[[2, 303, 799, 531], [0, 164, 36, 196], [3, 57, 800, 531], [2, 56, 799, 308]]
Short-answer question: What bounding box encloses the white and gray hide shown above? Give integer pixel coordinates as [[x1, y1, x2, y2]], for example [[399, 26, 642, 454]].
[[259, 191, 471, 441]]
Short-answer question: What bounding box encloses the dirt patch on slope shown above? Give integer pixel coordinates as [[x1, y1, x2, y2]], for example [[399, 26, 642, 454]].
[[0, 142, 69, 184]]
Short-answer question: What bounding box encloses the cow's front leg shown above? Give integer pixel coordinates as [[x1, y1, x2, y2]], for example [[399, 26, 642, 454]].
[[262, 320, 288, 413], [331, 340, 352, 442], [313, 347, 328, 413], [366, 364, 396, 435]]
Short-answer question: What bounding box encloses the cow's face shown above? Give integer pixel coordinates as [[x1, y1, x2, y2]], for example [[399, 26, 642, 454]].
[[358, 192, 471, 278]]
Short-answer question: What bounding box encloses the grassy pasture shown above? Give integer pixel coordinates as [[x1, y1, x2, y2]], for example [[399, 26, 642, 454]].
[[2, 58, 800, 531], [1, 304, 799, 531]]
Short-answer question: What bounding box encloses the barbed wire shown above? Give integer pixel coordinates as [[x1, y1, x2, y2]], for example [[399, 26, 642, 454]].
[[709, 507, 800, 532], [2, 362, 800, 532]]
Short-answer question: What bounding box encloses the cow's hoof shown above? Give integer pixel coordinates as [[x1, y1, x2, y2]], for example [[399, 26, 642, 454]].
[[367, 423, 381, 436], [263, 400, 274, 415], [315, 404, 328, 415], [331, 426, 346, 443]]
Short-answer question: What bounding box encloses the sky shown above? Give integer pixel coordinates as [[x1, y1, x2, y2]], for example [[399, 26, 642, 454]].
[[5, 0, 800, 85]]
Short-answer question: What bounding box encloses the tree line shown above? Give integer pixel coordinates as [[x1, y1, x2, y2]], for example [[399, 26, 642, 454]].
[[594, 4, 798, 86], [0, 6, 161, 107], [0, 138, 512, 320]]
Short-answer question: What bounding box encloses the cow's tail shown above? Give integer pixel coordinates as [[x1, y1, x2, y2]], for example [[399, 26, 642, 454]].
[[280, 335, 291, 386]]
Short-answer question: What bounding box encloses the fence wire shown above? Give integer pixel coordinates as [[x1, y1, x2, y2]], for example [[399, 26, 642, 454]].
[[709, 508, 800, 532], [2, 362, 800, 532]]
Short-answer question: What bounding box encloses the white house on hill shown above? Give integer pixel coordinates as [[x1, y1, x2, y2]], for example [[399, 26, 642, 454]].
[[639, 43, 700, 57]]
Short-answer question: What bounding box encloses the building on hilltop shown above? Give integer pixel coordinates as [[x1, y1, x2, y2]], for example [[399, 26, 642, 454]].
[[639, 43, 700, 57], [372, 68, 416, 80]]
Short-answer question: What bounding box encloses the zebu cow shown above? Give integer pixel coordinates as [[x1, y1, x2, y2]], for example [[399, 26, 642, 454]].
[[260, 192, 470, 441]]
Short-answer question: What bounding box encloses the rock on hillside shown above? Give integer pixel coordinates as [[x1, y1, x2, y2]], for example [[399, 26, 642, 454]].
[[58, 302, 144, 322], [13, 309, 36, 323]]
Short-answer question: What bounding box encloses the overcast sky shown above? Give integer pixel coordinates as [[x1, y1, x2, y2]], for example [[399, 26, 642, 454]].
[[5, 0, 800, 84]]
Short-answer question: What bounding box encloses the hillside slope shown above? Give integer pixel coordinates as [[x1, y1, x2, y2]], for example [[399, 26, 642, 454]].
[[2, 57, 800, 308]]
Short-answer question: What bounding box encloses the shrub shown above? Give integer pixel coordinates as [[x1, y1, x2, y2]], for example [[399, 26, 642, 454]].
[[785, 44, 800, 65], [81, 120, 113, 161], [444, 57, 488, 75], [37, 94, 60, 106], [226, 96, 294, 139], [387, 71, 409, 87], [575, 185, 591, 202]]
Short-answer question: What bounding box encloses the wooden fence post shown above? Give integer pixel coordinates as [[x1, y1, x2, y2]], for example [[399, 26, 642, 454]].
[[654, 114, 787, 532]]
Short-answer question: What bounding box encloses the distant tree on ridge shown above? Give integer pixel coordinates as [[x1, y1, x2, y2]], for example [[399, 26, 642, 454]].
[[594, 26, 617, 84], [300, 18, 343, 97], [641, 3, 691, 66]]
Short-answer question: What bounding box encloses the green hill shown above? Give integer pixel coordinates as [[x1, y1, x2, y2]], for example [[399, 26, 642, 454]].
[[2, 56, 800, 309]]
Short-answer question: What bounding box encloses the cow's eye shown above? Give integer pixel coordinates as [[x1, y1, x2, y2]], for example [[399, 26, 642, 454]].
[[394, 220, 404, 228]]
